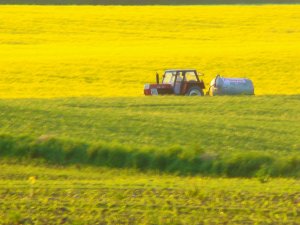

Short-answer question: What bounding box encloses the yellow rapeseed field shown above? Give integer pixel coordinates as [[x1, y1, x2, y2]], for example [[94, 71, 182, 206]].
[[0, 5, 299, 98]]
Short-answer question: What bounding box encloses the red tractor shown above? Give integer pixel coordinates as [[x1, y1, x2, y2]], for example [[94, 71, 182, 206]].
[[144, 69, 206, 96]]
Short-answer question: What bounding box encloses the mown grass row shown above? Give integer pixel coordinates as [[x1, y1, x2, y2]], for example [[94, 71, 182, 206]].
[[1, 134, 299, 178], [1, 96, 299, 151]]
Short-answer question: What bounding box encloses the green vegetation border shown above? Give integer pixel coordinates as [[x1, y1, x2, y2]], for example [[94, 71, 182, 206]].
[[1, 134, 299, 178]]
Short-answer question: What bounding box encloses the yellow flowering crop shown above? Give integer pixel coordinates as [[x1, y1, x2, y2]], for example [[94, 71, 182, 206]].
[[28, 176, 36, 185], [0, 5, 299, 98]]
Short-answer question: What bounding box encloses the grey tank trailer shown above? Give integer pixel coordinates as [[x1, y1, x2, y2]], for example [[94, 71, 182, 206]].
[[208, 75, 254, 96]]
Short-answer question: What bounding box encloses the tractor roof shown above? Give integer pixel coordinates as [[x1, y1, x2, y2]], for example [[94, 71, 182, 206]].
[[165, 69, 197, 73]]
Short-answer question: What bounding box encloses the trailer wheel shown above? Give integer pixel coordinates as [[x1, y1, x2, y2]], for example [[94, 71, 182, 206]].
[[186, 87, 204, 96]]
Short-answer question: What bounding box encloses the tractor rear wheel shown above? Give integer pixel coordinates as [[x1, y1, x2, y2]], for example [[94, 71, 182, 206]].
[[186, 86, 204, 96]]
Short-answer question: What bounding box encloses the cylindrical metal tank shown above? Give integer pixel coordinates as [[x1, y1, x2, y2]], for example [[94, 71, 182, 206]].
[[209, 75, 254, 96]]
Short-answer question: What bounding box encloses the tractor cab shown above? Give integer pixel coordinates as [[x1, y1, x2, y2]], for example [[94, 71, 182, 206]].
[[144, 69, 205, 96]]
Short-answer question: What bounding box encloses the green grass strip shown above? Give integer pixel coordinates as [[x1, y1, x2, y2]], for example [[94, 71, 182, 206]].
[[0, 134, 299, 178]]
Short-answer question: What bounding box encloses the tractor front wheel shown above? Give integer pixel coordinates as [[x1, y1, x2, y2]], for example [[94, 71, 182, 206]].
[[186, 87, 204, 96]]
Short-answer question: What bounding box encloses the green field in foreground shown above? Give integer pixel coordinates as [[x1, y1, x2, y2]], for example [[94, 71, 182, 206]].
[[0, 162, 299, 224], [0, 95, 299, 177]]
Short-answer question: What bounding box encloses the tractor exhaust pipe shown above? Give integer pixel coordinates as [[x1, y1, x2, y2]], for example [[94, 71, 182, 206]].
[[156, 73, 159, 84]]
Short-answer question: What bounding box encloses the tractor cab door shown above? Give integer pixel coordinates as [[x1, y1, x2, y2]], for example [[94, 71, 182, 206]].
[[174, 72, 184, 95]]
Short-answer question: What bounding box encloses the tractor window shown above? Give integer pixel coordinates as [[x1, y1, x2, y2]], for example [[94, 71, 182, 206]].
[[185, 72, 198, 82], [163, 72, 175, 84], [163, 71, 185, 85]]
